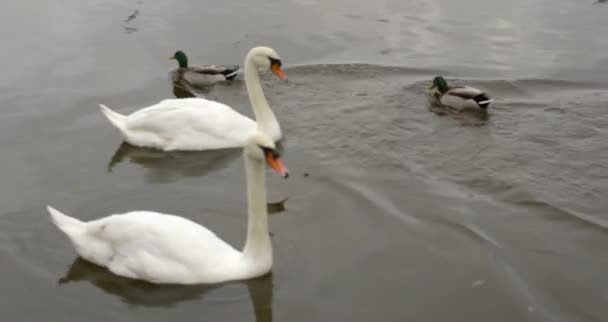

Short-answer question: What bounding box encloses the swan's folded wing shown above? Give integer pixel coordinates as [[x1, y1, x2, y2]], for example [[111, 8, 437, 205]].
[[88, 211, 238, 274], [84, 211, 241, 283], [123, 98, 258, 150], [89, 212, 222, 246]]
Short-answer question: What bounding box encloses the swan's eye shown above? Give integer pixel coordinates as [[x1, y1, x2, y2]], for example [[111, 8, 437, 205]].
[[260, 146, 280, 159], [268, 57, 282, 67]]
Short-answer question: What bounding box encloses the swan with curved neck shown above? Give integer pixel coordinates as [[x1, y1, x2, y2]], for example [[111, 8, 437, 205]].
[[47, 132, 289, 284], [244, 48, 285, 140], [99, 46, 287, 151]]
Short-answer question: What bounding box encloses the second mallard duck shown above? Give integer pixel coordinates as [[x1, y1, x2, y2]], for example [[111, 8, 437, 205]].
[[429, 76, 492, 110], [170, 50, 240, 87]]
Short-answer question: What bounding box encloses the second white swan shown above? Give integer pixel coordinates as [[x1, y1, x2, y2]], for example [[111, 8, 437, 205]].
[[100, 46, 287, 151], [47, 131, 288, 284]]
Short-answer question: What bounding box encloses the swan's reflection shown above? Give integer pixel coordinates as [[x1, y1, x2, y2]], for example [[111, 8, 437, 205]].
[[59, 258, 273, 321], [108, 142, 241, 183], [108, 138, 286, 184], [107, 142, 289, 213]]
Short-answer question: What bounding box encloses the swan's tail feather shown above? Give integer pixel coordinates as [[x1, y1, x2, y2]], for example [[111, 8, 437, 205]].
[[47, 206, 85, 236], [99, 104, 127, 133]]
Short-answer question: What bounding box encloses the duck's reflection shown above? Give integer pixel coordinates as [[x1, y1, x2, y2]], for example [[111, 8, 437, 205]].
[[59, 258, 273, 321], [108, 142, 241, 183], [171, 79, 213, 98], [172, 82, 198, 98]]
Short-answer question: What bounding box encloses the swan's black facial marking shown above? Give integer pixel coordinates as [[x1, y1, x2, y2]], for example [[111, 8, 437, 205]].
[[260, 146, 280, 159], [268, 57, 282, 67]]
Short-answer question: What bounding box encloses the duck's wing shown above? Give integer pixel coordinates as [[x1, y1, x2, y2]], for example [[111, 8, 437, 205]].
[[190, 64, 240, 80], [449, 86, 492, 104], [446, 86, 483, 100]]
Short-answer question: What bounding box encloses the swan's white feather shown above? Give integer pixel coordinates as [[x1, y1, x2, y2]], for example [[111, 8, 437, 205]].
[[48, 208, 246, 284], [102, 98, 269, 151]]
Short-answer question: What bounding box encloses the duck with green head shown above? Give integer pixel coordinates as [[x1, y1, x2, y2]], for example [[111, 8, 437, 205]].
[[429, 76, 492, 110], [170, 50, 240, 87]]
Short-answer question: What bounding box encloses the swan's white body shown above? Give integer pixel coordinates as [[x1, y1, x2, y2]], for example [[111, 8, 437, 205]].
[[100, 47, 283, 151], [100, 99, 266, 151], [47, 209, 251, 284], [47, 134, 282, 284]]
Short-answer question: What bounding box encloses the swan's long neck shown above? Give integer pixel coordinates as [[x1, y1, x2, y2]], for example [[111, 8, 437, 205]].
[[242, 152, 272, 265], [244, 56, 280, 137]]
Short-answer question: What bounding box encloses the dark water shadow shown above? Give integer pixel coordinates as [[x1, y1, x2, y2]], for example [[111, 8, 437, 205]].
[[267, 198, 288, 215], [107, 142, 289, 213], [169, 69, 226, 98], [172, 82, 198, 98], [108, 137, 287, 176], [171, 79, 215, 98], [108, 142, 242, 183], [58, 258, 273, 321]]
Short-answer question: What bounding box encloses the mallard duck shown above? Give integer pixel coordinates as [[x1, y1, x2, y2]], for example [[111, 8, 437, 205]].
[[100, 46, 287, 151], [429, 76, 492, 110], [170, 50, 240, 87], [47, 131, 289, 284]]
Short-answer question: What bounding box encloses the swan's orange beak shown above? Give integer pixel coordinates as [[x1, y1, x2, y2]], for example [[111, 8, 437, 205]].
[[266, 152, 289, 178], [271, 64, 288, 81]]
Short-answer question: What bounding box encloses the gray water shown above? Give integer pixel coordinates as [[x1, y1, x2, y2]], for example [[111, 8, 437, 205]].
[[0, 0, 607, 321]]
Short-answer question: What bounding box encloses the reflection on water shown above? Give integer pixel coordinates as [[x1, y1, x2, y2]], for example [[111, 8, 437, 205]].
[[170, 75, 212, 99], [59, 258, 273, 322], [108, 142, 242, 183], [107, 141, 288, 214], [267, 198, 288, 215], [172, 82, 198, 98]]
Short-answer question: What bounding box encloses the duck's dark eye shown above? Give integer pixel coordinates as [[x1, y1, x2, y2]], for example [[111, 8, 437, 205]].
[[268, 57, 282, 67], [260, 146, 280, 158]]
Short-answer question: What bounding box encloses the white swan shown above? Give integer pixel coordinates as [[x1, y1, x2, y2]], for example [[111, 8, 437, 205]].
[[47, 132, 289, 284], [100, 46, 287, 151]]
